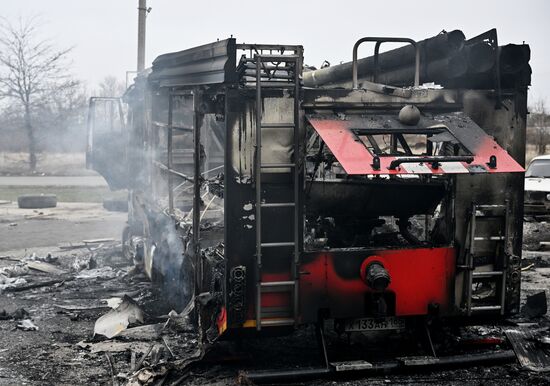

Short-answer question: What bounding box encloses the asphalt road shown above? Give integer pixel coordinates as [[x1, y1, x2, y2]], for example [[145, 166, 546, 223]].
[[0, 176, 108, 186], [0, 202, 126, 253]]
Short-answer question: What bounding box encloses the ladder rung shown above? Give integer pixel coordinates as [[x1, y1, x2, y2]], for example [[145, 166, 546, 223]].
[[261, 242, 295, 248], [471, 305, 502, 312], [260, 318, 295, 327], [261, 123, 295, 129], [476, 205, 506, 210], [472, 271, 504, 278], [474, 236, 505, 241], [261, 281, 295, 288], [261, 202, 295, 208], [261, 163, 295, 168]]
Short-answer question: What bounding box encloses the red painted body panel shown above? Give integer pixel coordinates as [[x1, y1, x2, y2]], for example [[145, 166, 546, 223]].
[[308, 118, 523, 175], [299, 247, 457, 319]]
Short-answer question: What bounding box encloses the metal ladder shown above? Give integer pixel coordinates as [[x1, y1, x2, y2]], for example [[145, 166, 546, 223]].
[[464, 202, 510, 315], [254, 53, 301, 330]]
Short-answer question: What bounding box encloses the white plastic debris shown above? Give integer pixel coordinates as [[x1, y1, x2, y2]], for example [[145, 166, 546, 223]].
[[0, 273, 27, 291], [94, 295, 144, 338], [0, 264, 29, 277], [17, 319, 38, 331], [104, 297, 123, 309]]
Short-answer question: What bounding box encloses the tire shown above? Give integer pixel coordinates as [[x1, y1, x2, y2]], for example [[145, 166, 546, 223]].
[[103, 198, 128, 212], [17, 194, 57, 209]]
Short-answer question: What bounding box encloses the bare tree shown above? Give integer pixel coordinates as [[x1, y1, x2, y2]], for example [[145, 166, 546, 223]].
[[0, 17, 78, 171], [529, 99, 549, 155], [97, 75, 127, 97]]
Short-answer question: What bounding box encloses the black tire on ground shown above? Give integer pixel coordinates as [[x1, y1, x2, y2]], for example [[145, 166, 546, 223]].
[[17, 194, 57, 209], [103, 198, 128, 212]]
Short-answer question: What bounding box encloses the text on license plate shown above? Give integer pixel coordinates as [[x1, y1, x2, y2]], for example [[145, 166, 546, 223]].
[[344, 317, 405, 332]]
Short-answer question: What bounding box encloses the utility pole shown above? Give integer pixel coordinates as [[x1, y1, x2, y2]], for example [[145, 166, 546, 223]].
[[137, 0, 148, 72]]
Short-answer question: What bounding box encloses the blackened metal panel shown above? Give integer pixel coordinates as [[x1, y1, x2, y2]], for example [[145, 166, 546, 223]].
[[453, 90, 527, 315], [149, 39, 237, 87]]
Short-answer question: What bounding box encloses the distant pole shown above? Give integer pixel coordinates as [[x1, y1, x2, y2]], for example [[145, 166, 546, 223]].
[[137, 0, 147, 72]]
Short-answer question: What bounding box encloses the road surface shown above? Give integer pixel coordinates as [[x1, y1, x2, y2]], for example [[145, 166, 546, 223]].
[[0, 176, 108, 187]]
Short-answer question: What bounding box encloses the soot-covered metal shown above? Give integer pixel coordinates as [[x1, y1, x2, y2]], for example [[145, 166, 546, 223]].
[[86, 28, 531, 380]]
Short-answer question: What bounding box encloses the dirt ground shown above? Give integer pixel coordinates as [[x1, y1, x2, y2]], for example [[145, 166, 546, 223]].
[[0, 153, 93, 177], [0, 203, 549, 385]]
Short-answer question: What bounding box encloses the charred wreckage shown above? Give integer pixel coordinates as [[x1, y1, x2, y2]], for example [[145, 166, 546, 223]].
[[86, 29, 531, 379]]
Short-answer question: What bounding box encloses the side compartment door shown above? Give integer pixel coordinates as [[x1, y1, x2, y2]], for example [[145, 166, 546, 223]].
[[86, 97, 128, 190]]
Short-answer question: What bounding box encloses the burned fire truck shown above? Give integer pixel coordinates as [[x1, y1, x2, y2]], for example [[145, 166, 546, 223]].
[[87, 29, 530, 374]]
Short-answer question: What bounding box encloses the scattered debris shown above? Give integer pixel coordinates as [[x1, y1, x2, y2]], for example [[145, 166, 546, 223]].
[[72, 254, 97, 271], [521, 263, 535, 271], [0, 264, 29, 277], [77, 340, 152, 354], [5, 277, 71, 292], [58, 242, 87, 250], [11, 308, 30, 320], [0, 309, 26, 321], [94, 295, 145, 338], [16, 319, 39, 331], [24, 252, 58, 263], [0, 273, 28, 291], [522, 291, 548, 318], [76, 266, 117, 280], [506, 327, 550, 372], [26, 261, 66, 275], [83, 238, 116, 244]]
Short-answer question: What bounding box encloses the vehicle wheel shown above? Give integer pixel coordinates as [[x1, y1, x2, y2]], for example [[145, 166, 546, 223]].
[[17, 194, 57, 209], [103, 198, 128, 212]]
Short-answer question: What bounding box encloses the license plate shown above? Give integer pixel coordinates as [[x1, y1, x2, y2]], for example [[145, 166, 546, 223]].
[[344, 317, 405, 332]]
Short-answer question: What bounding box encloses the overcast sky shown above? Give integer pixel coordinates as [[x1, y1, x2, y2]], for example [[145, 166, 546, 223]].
[[3, 0, 549, 105]]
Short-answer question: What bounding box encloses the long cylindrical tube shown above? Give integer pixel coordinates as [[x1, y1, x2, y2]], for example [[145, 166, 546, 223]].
[[303, 30, 465, 87]]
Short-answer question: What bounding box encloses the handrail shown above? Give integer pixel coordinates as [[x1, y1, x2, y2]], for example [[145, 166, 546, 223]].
[[388, 155, 474, 170], [352, 37, 420, 89]]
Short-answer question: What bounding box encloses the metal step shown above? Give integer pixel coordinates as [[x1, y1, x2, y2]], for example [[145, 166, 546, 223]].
[[471, 305, 502, 312], [474, 236, 505, 241], [476, 204, 506, 210], [261, 281, 295, 293], [261, 242, 295, 248], [261, 123, 295, 129], [261, 280, 295, 288], [260, 318, 295, 327], [472, 271, 504, 278], [261, 202, 295, 208], [261, 163, 295, 169]]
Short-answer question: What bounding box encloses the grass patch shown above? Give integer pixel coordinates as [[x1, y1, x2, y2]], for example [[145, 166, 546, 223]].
[[0, 186, 119, 203]]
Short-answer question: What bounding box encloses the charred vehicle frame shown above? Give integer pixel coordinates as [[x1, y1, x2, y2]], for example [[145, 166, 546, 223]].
[[87, 29, 530, 377]]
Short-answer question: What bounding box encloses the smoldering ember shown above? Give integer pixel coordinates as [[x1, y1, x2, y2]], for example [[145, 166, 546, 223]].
[[1, 2, 550, 386]]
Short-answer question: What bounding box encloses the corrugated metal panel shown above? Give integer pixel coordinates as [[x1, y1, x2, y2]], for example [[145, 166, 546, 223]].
[[149, 38, 237, 88]]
